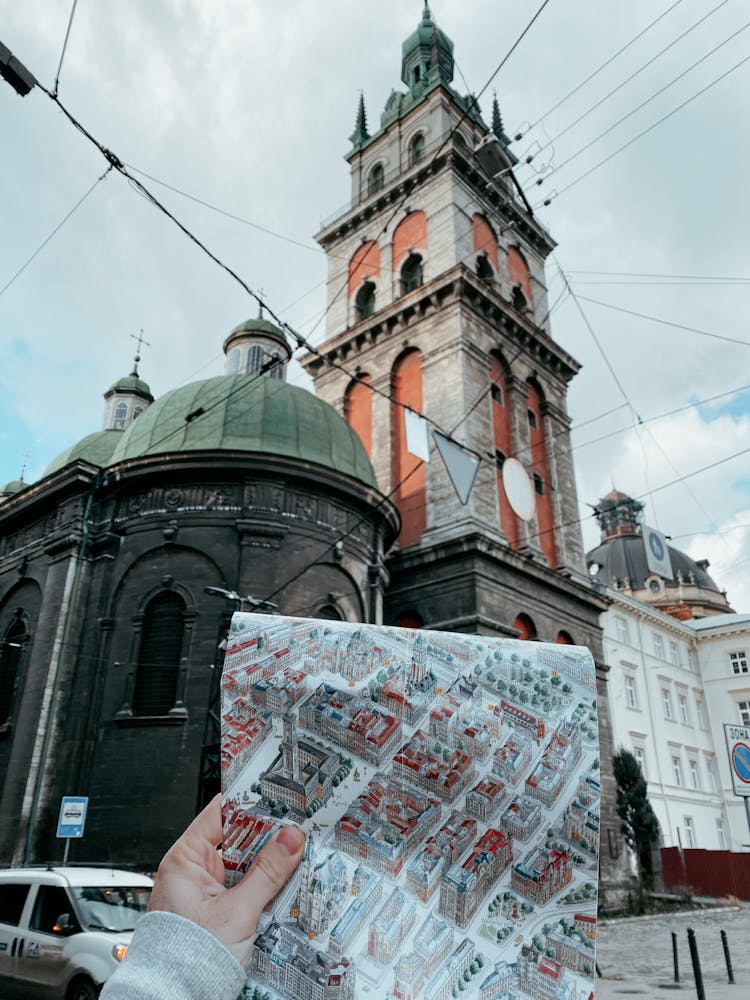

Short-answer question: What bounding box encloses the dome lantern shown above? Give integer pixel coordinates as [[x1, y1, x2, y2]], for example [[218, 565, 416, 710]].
[[222, 308, 292, 381]]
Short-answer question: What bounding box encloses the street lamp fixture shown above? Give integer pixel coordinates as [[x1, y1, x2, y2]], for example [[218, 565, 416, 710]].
[[0, 42, 36, 96]]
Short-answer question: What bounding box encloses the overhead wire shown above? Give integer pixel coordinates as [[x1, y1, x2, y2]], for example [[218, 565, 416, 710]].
[[534, 51, 750, 206], [0, 167, 112, 299], [514, 0, 686, 141], [52, 0, 79, 97], [533, 13, 750, 188]]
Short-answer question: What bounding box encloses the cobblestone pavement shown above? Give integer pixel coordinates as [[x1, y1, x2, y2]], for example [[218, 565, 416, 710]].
[[596, 906, 749, 999]]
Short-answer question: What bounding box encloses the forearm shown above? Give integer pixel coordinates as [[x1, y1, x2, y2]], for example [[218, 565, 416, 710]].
[[100, 911, 246, 1000]]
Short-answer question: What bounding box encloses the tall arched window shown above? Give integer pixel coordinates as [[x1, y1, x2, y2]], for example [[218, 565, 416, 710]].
[[355, 282, 376, 321], [348, 241, 381, 298], [401, 254, 423, 295], [556, 630, 574, 645], [246, 345, 263, 375], [392, 349, 426, 548], [473, 215, 499, 273], [368, 163, 384, 196], [508, 246, 533, 311], [397, 611, 423, 629], [409, 133, 425, 166], [228, 347, 241, 374], [133, 592, 185, 716], [527, 380, 556, 567], [113, 402, 128, 430], [0, 616, 26, 725], [490, 353, 518, 548], [344, 374, 372, 456]]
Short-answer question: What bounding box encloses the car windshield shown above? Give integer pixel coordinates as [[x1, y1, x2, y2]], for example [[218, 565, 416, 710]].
[[72, 886, 151, 932]]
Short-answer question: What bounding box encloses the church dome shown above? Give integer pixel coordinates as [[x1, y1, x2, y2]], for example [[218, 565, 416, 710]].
[[587, 535, 722, 594], [44, 430, 123, 477], [401, 4, 455, 90], [109, 374, 377, 487], [224, 316, 289, 353], [0, 479, 27, 499], [106, 372, 153, 400]]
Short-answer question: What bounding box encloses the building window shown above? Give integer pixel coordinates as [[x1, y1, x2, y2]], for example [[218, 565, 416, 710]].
[[662, 689, 674, 721], [0, 616, 26, 725], [696, 698, 707, 728], [678, 693, 690, 725], [133, 406, 144, 420], [533, 472, 545, 496], [355, 281, 376, 321], [672, 756, 682, 785], [133, 591, 185, 716], [113, 401, 128, 430], [513, 613, 537, 641], [409, 132, 425, 166], [624, 675, 638, 709], [527, 408, 537, 430], [670, 641, 680, 666], [476, 254, 494, 281], [706, 757, 717, 792], [316, 604, 344, 621], [688, 759, 699, 790], [228, 347, 240, 374], [684, 816, 695, 848], [246, 344, 263, 375], [400, 253, 423, 294], [730, 651, 748, 674], [368, 163, 384, 195], [716, 818, 726, 849], [738, 701, 750, 726], [491, 382, 503, 405], [633, 746, 647, 778], [653, 633, 665, 658], [615, 617, 630, 644]]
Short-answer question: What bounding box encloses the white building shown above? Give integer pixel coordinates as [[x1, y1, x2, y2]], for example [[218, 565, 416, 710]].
[[589, 491, 750, 853]]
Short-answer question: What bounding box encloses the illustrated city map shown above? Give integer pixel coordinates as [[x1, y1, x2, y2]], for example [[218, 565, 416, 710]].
[[221, 614, 600, 1000]]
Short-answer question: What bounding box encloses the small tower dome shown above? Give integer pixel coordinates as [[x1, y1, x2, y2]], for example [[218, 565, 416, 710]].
[[103, 356, 154, 432], [222, 309, 292, 381]]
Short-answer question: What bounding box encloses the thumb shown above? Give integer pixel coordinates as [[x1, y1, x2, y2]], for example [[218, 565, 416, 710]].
[[231, 824, 306, 929]]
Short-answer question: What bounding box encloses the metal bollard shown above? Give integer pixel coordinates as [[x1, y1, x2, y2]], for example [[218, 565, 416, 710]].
[[672, 931, 679, 983], [720, 929, 735, 985], [687, 928, 706, 1000]]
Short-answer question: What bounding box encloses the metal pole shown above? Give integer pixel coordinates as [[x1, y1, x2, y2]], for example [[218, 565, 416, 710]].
[[672, 931, 679, 983], [744, 796, 750, 838], [63, 838, 70, 865], [720, 929, 735, 985], [687, 928, 706, 1000]]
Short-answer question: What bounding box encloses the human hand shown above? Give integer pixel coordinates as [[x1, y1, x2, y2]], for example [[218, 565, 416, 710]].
[[147, 794, 305, 966]]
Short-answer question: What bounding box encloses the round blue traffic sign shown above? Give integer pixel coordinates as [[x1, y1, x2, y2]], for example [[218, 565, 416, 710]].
[[731, 742, 750, 783]]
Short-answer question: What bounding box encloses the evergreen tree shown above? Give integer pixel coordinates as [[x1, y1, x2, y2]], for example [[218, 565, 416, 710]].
[[613, 748, 660, 889]]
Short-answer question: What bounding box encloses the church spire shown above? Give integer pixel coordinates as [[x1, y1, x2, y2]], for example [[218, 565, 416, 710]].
[[349, 92, 370, 148], [492, 92, 504, 138]]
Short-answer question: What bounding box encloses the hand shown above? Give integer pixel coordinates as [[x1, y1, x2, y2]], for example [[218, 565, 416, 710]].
[[147, 794, 305, 966]]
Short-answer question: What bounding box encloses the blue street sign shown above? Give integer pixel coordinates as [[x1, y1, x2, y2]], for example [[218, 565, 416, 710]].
[[732, 743, 750, 784], [57, 796, 88, 839]]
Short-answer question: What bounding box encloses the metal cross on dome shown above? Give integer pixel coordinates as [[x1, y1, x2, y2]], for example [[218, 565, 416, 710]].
[[130, 328, 151, 362]]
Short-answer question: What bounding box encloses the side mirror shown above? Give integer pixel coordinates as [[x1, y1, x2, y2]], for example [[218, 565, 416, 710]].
[[53, 913, 77, 936]]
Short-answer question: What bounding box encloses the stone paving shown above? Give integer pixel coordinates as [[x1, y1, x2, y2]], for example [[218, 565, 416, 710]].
[[596, 905, 750, 999]]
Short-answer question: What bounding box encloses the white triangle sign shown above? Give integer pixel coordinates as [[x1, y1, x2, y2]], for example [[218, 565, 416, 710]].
[[433, 431, 480, 505]]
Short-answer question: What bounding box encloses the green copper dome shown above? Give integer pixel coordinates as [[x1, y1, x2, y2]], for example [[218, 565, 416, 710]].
[[109, 373, 152, 394], [109, 375, 377, 487], [44, 430, 124, 477], [402, 4, 454, 91], [0, 479, 27, 498]]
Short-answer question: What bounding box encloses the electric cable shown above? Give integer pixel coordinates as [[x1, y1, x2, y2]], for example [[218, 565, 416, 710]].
[[0, 166, 111, 299], [534, 51, 750, 206], [52, 0, 79, 97], [514, 0, 686, 141]]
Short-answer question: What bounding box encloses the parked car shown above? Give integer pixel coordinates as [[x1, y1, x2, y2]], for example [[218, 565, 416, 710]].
[[0, 866, 153, 998]]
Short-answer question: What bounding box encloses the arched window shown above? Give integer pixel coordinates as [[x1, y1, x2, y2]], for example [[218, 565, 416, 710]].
[[397, 611, 424, 629], [228, 347, 241, 374], [246, 344, 264, 375], [556, 630, 574, 645], [0, 616, 26, 725], [512, 284, 529, 312], [133, 592, 185, 716], [513, 613, 537, 641], [392, 349, 426, 547], [368, 163, 384, 196], [409, 133, 425, 166], [401, 254, 423, 295], [348, 241, 381, 298], [268, 352, 284, 380], [317, 604, 343, 621], [344, 374, 372, 456], [113, 402, 128, 430], [490, 353, 518, 548], [527, 380, 556, 567], [508, 246, 533, 310], [473, 215, 499, 273], [477, 254, 494, 281], [133, 406, 144, 420], [355, 282, 376, 321]]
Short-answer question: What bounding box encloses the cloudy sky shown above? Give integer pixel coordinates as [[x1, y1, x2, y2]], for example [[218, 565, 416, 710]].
[[2, 0, 749, 609]]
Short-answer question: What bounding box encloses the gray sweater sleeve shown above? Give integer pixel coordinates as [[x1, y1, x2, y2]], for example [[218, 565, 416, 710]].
[[100, 910, 246, 1000]]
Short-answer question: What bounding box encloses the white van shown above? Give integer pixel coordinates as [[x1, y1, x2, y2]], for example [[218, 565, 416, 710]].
[[0, 866, 153, 999]]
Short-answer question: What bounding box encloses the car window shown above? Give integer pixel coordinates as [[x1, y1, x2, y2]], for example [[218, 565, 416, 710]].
[[30, 886, 74, 934], [72, 886, 150, 932], [0, 883, 31, 926]]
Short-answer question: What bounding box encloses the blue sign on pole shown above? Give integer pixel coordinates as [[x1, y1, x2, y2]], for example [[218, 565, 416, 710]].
[[57, 797, 88, 839]]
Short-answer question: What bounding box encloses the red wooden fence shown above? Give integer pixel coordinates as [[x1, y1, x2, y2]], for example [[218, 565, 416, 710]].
[[661, 847, 750, 899]]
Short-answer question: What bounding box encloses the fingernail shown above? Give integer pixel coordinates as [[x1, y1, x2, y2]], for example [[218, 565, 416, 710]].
[[277, 825, 305, 856]]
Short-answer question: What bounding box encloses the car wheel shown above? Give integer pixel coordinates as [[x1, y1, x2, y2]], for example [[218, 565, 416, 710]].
[[67, 976, 99, 1000]]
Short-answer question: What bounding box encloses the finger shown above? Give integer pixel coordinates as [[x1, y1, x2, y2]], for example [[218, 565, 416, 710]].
[[180, 793, 223, 850], [229, 824, 306, 928]]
